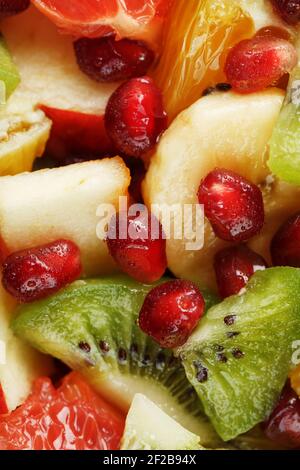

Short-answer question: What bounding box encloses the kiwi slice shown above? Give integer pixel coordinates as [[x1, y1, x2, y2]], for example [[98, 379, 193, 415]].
[[12, 275, 221, 446], [179, 268, 300, 441], [268, 65, 300, 184], [121, 393, 203, 450], [0, 35, 20, 98]]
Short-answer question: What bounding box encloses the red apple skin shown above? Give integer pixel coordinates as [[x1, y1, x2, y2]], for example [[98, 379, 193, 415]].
[[0, 384, 8, 414], [40, 105, 114, 161]]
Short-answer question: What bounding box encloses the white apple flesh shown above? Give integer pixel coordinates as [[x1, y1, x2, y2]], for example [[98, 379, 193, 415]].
[[0, 158, 130, 276]]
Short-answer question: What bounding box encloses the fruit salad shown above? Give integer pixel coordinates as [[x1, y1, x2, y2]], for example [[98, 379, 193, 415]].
[[1, 0, 300, 452]]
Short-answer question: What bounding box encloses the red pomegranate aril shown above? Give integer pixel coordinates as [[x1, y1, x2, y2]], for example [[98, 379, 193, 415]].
[[2, 239, 82, 303], [271, 212, 300, 266], [106, 210, 167, 283], [198, 168, 265, 242], [139, 280, 205, 349], [271, 0, 300, 25], [74, 36, 155, 83], [224, 34, 297, 93], [105, 76, 167, 158], [214, 244, 267, 298], [263, 383, 300, 449], [0, 0, 29, 16]]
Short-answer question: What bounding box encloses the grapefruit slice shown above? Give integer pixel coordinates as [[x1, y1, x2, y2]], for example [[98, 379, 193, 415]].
[[31, 0, 172, 46]]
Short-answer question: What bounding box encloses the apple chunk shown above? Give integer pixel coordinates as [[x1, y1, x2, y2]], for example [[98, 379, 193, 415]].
[[0, 282, 53, 412], [2, 6, 118, 158], [0, 158, 130, 276], [143, 89, 284, 290]]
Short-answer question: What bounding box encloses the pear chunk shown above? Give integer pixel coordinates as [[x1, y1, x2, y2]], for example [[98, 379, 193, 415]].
[[143, 90, 284, 290]]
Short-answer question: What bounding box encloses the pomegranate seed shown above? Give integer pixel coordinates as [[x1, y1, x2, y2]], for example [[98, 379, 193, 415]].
[[271, 0, 300, 24], [263, 383, 300, 449], [271, 212, 300, 266], [106, 210, 167, 283], [0, 0, 29, 16], [74, 36, 154, 83], [105, 76, 167, 157], [224, 34, 297, 93], [214, 244, 267, 298], [256, 25, 291, 41], [2, 240, 82, 303], [198, 168, 264, 242], [139, 280, 205, 349]]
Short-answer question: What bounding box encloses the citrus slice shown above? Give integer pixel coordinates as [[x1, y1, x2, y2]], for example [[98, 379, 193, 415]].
[[152, 0, 293, 121], [31, 0, 172, 46], [0, 372, 125, 450]]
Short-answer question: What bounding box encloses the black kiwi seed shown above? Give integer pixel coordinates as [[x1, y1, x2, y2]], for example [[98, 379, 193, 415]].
[[216, 82, 232, 92], [141, 354, 152, 367], [226, 331, 240, 339], [130, 343, 138, 355], [202, 86, 215, 96], [130, 343, 139, 362], [78, 341, 91, 353], [118, 348, 127, 364], [224, 315, 237, 326], [193, 361, 208, 383], [217, 352, 228, 363], [99, 340, 110, 354], [156, 352, 166, 370], [168, 356, 178, 368], [214, 344, 225, 352], [232, 348, 245, 359]]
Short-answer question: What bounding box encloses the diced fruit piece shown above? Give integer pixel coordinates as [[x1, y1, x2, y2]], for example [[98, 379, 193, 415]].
[[74, 37, 154, 83], [0, 108, 51, 176], [0, 372, 125, 450], [271, 212, 300, 266], [0, 0, 29, 17], [268, 67, 300, 184], [198, 169, 264, 242], [12, 276, 222, 446], [178, 268, 300, 441], [2, 240, 82, 303], [143, 90, 284, 290], [214, 245, 267, 298], [106, 211, 167, 283], [151, 0, 290, 121], [31, 0, 172, 47], [263, 383, 300, 448], [271, 0, 300, 25], [139, 280, 205, 349], [105, 77, 167, 158], [0, 159, 130, 276], [0, 282, 53, 412], [2, 7, 117, 159], [121, 394, 202, 450], [224, 35, 297, 94], [0, 36, 20, 98]]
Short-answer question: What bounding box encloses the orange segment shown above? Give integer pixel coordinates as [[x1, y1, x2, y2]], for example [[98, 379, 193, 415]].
[[152, 0, 254, 121], [32, 0, 172, 45]]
